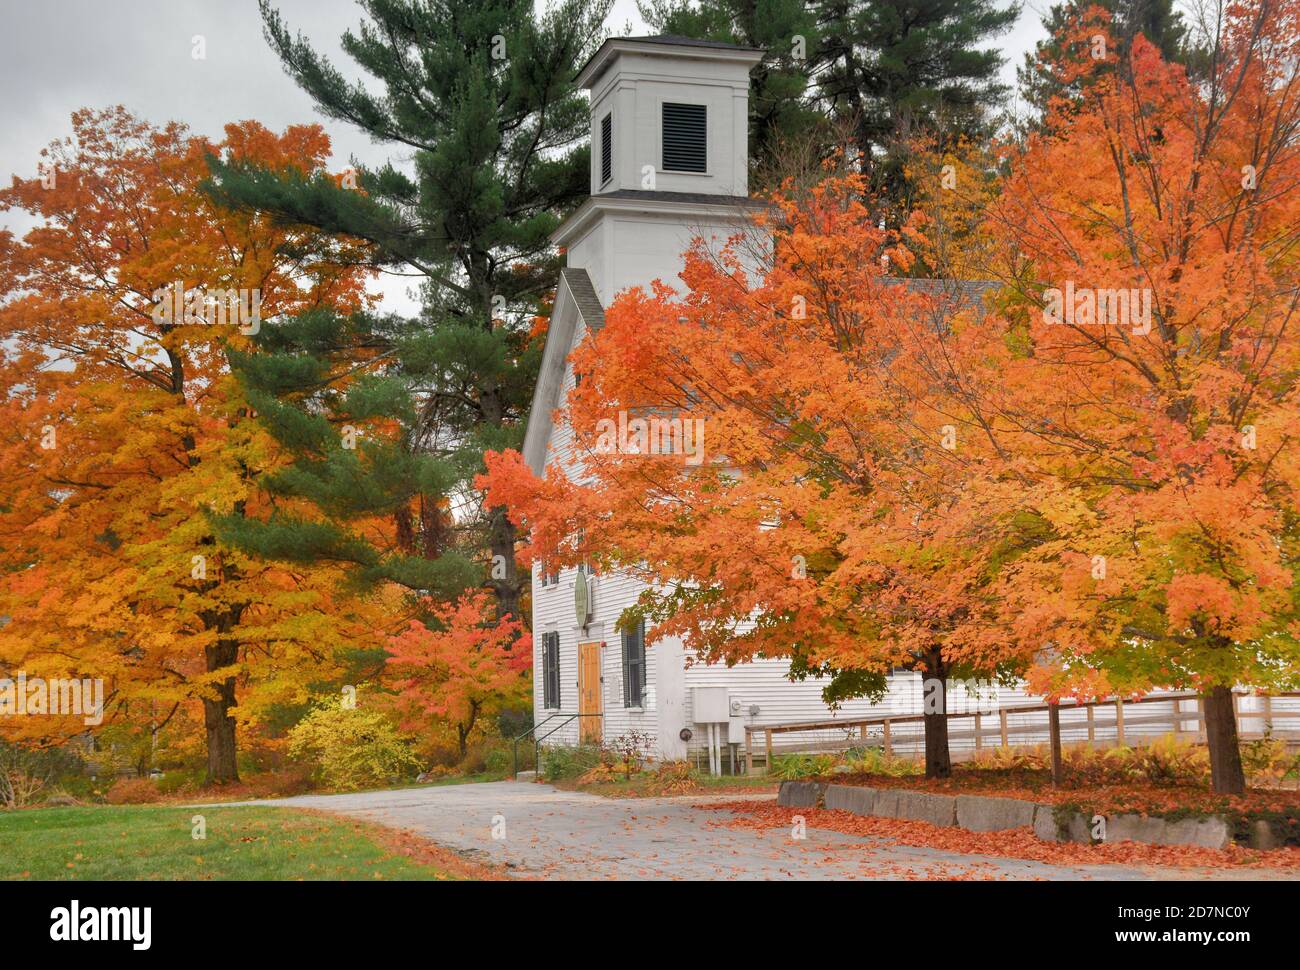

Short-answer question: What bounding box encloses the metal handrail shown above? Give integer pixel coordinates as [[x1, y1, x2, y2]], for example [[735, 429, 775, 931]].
[[512, 712, 571, 778], [511, 712, 603, 779]]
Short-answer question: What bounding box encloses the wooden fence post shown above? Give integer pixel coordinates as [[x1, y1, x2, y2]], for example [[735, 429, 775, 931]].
[[1264, 694, 1274, 735], [974, 713, 982, 751], [883, 719, 892, 757], [745, 729, 753, 776], [1048, 705, 1063, 785], [999, 709, 1008, 747], [765, 728, 773, 773], [1086, 705, 1095, 743], [1115, 698, 1125, 746]]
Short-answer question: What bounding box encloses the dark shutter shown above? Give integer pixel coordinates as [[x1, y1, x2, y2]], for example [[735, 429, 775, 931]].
[[543, 632, 560, 709], [662, 103, 707, 173], [622, 620, 645, 707], [600, 113, 613, 185]]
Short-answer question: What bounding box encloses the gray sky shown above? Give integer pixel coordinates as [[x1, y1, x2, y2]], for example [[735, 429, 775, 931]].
[[0, 0, 1049, 314]]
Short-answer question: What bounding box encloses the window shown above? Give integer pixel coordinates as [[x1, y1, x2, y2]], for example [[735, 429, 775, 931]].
[[540, 566, 559, 587], [622, 619, 645, 708], [600, 112, 613, 185], [543, 631, 561, 709], [662, 102, 707, 173]]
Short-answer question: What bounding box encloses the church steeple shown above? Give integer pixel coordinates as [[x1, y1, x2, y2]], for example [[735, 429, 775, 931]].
[[575, 36, 764, 199], [526, 38, 767, 477]]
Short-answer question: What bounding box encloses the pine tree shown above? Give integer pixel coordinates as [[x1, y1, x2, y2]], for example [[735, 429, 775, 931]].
[[1017, 0, 1194, 127], [203, 0, 611, 619], [813, 0, 1018, 196], [638, 1, 1019, 213]]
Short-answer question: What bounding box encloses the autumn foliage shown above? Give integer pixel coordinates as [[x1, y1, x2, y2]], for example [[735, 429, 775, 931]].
[[978, 2, 1300, 792], [385, 592, 532, 759], [0, 108, 384, 781], [484, 1, 1300, 791], [3, 1, 1299, 804]]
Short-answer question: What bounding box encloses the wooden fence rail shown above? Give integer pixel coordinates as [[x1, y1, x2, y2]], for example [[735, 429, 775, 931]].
[[743, 691, 1300, 775]]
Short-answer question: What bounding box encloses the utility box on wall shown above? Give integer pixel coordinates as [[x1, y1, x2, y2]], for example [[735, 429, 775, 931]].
[[691, 686, 729, 723]]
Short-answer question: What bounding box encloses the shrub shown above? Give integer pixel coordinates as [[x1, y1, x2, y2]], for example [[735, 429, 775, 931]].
[[104, 777, 162, 805], [844, 747, 923, 777], [769, 753, 837, 780], [607, 731, 655, 779], [1127, 734, 1209, 785], [1240, 735, 1294, 782], [649, 760, 699, 794], [1, 741, 84, 809], [286, 702, 422, 791], [483, 748, 512, 775], [154, 767, 205, 795], [575, 761, 624, 784], [969, 745, 1043, 774], [539, 744, 603, 782]]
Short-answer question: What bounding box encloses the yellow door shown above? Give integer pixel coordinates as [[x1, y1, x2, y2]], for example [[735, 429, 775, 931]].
[[578, 641, 603, 745]]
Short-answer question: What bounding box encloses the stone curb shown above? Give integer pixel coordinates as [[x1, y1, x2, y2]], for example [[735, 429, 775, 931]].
[[780, 781, 1282, 850], [775, 780, 826, 808], [955, 794, 1037, 832]]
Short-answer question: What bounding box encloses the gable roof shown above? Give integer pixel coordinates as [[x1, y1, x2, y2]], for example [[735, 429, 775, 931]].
[[903, 277, 1001, 308], [522, 268, 605, 474], [562, 266, 605, 334], [622, 34, 763, 51]]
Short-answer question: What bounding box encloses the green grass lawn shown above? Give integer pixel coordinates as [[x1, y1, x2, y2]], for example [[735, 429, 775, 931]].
[[0, 805, 465, 881]]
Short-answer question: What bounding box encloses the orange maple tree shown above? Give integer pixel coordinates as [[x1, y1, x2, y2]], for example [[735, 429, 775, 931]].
[[971, 2, 1300, 793], [0, 108, 387, 782], [385, 591, 532, 760]]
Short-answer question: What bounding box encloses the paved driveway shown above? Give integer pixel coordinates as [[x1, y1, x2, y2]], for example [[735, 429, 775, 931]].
[[221, 781, 1183, 880]]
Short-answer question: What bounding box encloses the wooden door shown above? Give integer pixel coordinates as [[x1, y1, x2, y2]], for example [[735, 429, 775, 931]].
[[577, 641, 603, 745]]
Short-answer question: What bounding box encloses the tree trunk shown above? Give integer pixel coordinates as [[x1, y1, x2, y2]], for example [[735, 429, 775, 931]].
[[477, 368, 522, 623], [456, 700, 481, 761], [488, 505, 521, 621], [921, 650, 952, 779], [1048, 704, 1064, 785], [1203, 685, 1245, 795], [202, 639, 240, 785]]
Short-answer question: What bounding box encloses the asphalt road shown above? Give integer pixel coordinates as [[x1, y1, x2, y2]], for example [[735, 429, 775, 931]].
[[221, 780, 1187, 880]]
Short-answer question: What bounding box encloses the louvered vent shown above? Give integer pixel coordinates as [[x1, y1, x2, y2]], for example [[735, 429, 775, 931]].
[[600, 113, 612, 185], [662, 102, 707, 173]]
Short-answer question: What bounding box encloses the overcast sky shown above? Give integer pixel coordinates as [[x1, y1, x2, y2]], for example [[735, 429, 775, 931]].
[[0, 0, 1050, 314]]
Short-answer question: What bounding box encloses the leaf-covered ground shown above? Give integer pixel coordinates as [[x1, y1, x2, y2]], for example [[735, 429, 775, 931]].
[[701, 800, 1300, 874]]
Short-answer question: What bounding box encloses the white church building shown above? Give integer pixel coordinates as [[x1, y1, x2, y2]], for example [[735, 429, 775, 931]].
[[519, 35, 1216, 770], [520, 34, 968, 770]]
